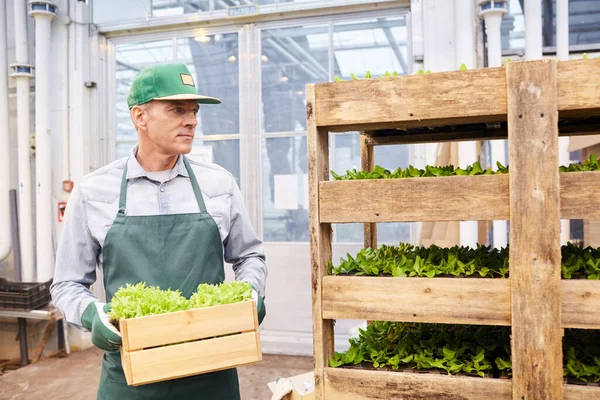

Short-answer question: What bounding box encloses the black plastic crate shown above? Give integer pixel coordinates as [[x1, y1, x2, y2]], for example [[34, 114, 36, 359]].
[[0, 278, 52, 311]]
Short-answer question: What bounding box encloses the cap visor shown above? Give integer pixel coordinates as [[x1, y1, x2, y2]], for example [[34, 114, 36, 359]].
[[154, 94, 222, 104]]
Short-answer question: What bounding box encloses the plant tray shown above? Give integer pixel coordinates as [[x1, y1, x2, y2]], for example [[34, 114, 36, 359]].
[[119, 299, 261, 386], [0, 278, 52, 311]]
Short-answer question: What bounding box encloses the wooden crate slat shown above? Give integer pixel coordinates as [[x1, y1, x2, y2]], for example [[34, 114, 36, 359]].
[[507, 59, 563, 398], [322, 276, 600, 329], [323, 368, 600, 400], [319, 175, 509, 223], [315, 67, 507, 131], [319, 172, 600, 223], [557, 58, 600, 116], [119, 300, 256, 351], [561, 280, 600, 329], [321, 276, 511, 326], [121, 332, 260, 386], [560, 172, 600, 220], [323, 368, 511, 399], [307, 84, 335, 399], [314, 58, 600, 132]]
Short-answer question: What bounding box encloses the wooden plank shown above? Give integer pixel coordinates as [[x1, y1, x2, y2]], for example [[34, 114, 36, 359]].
[[565, 385, 600, 400], [561, 280, 600, 329], [323, 368, 512, 399], [323, 368, 600, 400], [32, 321, 55, 363], [507, 59, 562, 399], [319, 175, 510, 223], [322, 276, 600, 329], [315, 67, 508, 132], [560, 172, 600, 220], [119, 300, 256, 351], [313, 59, 600, 132], [362, 121, 600, 146], [322, 276, 511, 326], [360, 134, 377, 249], [557, 58, 600, 117], [307, 84, 334, 400], [122, 332, 260, 386], [319, 172, 600, 223]]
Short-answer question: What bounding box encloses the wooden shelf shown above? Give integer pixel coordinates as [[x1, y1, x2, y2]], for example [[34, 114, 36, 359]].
[[319, 171, 600, 223], [323, 368, 600, 400], [308, 59, 600, 399], [360, 116, 600, 146], [321, 276, 600, 329], [314, 58, 600, 133]]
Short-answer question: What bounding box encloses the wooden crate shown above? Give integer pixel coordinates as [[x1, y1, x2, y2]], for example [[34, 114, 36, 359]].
[[119, 300, 261, 386], [307, 58, 600, 399]]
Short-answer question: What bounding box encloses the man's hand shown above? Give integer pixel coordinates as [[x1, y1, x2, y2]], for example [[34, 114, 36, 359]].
[[251, 289, 266, 325], [81, 302, 122, 351]]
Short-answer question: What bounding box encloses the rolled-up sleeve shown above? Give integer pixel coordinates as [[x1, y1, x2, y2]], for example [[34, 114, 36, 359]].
[[50, 183, 100, 329], [223, 176, 268, 298]]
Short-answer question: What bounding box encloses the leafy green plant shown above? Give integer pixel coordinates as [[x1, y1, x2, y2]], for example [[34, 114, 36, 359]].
[[559, 154, 600, 172], [328, 243, 509, 279], [329, 242, 600, 280], [108, 281, 253, 321], [331, 161, 507, 181], [329, 322, 509, 377], [331, 156, 599, 181], [189, 281, 252, 308], [108, 282, 191, 321], [330, 322, 600, 383]]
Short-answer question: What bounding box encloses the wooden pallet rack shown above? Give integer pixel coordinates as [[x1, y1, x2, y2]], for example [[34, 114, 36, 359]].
[[307, 58, 600, 399]]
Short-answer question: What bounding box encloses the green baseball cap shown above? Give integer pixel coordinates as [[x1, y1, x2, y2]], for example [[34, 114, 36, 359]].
[[127, 63, 221, 109]]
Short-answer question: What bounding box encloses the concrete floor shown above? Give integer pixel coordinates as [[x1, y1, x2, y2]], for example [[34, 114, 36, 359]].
[[0, 347, 313, 400]]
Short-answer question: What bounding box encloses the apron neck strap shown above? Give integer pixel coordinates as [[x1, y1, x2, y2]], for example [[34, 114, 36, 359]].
[[118, 160, 129, 214], [182, 156, 207, 213], [117, 156, 208, 215]]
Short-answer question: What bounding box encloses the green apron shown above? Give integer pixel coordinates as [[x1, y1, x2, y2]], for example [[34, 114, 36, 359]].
[[97, 156, 240, 400]]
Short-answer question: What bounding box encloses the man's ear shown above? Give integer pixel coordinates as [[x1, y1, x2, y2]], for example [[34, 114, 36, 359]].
[[131, 105, 147, 131]]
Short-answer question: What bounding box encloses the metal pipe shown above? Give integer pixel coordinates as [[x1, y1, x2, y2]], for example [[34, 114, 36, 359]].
[[0, 0, 12, 261], [556, 0, 569, 61], [525, 0, 543, 59], [455, 0, 478, 248], [9, 190, 22, 282], [29, 1, 58, 283], [18, 318, 29, 366], [557, 0, 570, 244], [11, 0, 35, 282]]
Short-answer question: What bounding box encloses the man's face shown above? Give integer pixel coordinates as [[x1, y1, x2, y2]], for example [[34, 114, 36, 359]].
[[139, 99, 200, 155]]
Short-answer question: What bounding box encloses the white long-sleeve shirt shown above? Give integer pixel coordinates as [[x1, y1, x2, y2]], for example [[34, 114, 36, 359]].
[[50, 146, 267, 329]]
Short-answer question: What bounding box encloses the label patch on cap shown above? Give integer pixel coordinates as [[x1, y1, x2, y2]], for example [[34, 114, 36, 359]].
[[180, 73, 195, 86]]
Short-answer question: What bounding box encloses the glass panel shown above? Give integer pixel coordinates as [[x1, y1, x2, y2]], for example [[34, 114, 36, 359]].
[[190, 139, 241, 186], [93, 0, 151, 24], [332, 133, 411, 245], [501, 0, 524, 51], [151, 0, 210, 16], [503, 0, 600, 51], [222, 0, 343, 8], [115, 40, 174, 145], [260, 25, 329, 133], [177, 34, 240, 136], [262, 136, 309, 242], [565, 0, 600, 46], [333, 16, 410, 79]]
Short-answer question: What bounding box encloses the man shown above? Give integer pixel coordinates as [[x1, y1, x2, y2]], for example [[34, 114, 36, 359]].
[[50, 63, 267, 399]]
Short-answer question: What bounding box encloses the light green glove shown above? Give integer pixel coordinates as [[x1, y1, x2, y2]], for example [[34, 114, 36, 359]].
[[81, 302, 122, 352], [251, 289, 266, 325]]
